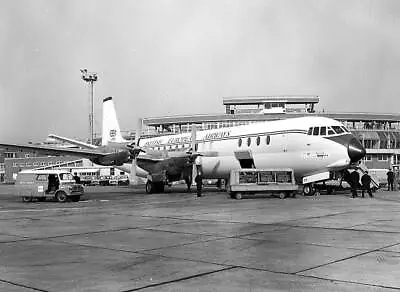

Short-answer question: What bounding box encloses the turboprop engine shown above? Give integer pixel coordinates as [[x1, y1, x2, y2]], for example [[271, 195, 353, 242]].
[[91, 151, 130, 166]]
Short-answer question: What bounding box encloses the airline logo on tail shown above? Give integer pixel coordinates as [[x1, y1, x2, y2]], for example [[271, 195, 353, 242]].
[[102, 96, 127, 146]]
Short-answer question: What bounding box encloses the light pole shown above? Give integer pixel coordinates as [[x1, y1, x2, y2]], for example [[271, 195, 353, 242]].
[[80, 69, 98, 145]]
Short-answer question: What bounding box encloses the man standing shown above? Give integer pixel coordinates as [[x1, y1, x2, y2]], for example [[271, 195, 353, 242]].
[[350, 170, 360, 198], [387, 168, 394, 191], [361, 171, 373, 198], [195, 174, 203, 197]]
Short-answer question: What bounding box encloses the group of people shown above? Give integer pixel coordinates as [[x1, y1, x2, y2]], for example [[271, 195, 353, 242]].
[[350, 170, 373, 198], [350, 168, 397, 198]]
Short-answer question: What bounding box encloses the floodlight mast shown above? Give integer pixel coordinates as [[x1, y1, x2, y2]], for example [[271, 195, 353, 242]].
[[80, 69, 98, 145]]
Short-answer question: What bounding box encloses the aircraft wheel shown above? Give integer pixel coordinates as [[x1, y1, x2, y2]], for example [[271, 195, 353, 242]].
[[145, 181, 154, 194], [22, 196, 32, 203], [303, 184, 315, 196], [55, 191, 68, 203]]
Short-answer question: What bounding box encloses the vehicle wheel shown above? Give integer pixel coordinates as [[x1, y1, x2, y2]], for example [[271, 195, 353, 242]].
[[55, 191, 68, 203], [279, 192, 286, 199], [235, 193, 242, 200], [145, 181, 154, 194], [37, 197, 46, 202], [303, 184, 315, 196], [70, 195, 80, 202], [22, 196, 32, 203]]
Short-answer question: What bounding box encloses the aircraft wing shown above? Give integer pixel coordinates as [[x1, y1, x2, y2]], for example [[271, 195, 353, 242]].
[[0, 143, 108, 159]]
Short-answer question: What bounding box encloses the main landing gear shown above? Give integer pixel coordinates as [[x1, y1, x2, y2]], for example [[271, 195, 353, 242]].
[[145, 181, 165, 194], [302, 184, 316, 196]]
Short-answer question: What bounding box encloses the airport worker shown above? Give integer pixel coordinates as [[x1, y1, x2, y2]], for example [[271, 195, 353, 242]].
[[350, 170, 360, 198], [195, 174, 203, 197], [73, 173, 81, 184], [387, 168, 394, 191], [361, 171, 373, 198]]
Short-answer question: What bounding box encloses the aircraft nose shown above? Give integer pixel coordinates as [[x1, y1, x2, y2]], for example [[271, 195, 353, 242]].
[[348, 137, 366, 163]]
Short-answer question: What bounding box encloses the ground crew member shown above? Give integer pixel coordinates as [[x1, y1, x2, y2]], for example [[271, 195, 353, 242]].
[[73, 173, 81, 184], [361, 171, 373, 198], [195, 174, 203, 197], [350, 170, 360, 198], [387, 168, 394, 191]]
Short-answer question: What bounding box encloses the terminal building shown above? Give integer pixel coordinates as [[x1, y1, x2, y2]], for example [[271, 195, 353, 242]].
[[1, 95, 400, 183]]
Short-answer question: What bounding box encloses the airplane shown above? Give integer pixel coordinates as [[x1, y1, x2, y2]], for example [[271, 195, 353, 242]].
[[133, 116, 366, 195]]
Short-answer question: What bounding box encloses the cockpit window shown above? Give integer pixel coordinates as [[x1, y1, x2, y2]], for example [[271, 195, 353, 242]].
[[320, 126, 326, 136], [308, 127, 313, 135], [327, 127, 335, 135], [312, 127, 319, 136], [341, 126, 349, 133], [332, 126, 344, 134]]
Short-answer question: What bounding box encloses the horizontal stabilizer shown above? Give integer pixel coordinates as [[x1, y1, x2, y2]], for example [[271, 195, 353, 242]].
[[48, 134, 98, 149]]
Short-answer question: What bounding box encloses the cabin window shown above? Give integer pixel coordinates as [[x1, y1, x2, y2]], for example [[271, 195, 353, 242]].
[[341, 126, 349, 133], [195, 143, 198, 151], [313, 127, 319, 136], [238, 138, 242, 147], [266, 135, 271, 145], [308, 127, 313, 135], [247, 137, 251, 147], [327, 127, 335, 135], [320, 126, 326, 136], [256, 136, 260, 146]]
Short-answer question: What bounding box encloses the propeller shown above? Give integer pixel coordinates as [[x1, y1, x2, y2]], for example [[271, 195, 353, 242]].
[[128, 118, 143, 185]]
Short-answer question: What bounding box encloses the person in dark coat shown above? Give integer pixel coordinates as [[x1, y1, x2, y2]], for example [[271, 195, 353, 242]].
[[350, 170, 360, 198], [361, 171, 373, 198], [73, 173, 81, 184], [195, 174, 203, 197], [387, 168, 394, 191]]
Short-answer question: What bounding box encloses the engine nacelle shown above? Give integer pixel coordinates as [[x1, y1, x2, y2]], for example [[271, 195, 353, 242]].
[[91, 151, 130, 166]]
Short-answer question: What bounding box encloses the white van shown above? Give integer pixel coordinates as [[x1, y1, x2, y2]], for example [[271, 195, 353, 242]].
[[15, 170, 84, 203]]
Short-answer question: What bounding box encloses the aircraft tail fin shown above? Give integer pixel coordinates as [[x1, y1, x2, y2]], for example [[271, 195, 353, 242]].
[[102, 96, 127, 146]]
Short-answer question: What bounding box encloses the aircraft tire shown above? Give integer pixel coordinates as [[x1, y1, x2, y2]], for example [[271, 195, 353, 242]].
[[303, 184, 315, 196], [145, 181, 154, 194], [55, 191, 68, 203]]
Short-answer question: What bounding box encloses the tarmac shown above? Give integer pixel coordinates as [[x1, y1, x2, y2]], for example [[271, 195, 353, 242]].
[[1, 185, 400, 291]]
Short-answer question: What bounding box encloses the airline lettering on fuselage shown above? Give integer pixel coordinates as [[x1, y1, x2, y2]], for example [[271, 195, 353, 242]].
[[144, 130, 231, 147], [203, 131, 230, 141]]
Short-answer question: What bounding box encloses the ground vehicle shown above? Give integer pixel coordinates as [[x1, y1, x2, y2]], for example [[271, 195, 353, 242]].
[[15, 170, 84, 203], [228, 168, 298, 199], [109, 176, 118, 186]]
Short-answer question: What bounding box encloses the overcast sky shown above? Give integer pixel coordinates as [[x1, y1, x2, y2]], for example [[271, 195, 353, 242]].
[[1, 0, 400, 143]]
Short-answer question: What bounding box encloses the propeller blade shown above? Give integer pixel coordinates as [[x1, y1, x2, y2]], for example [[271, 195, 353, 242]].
[[129, 118, 142, 186]]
